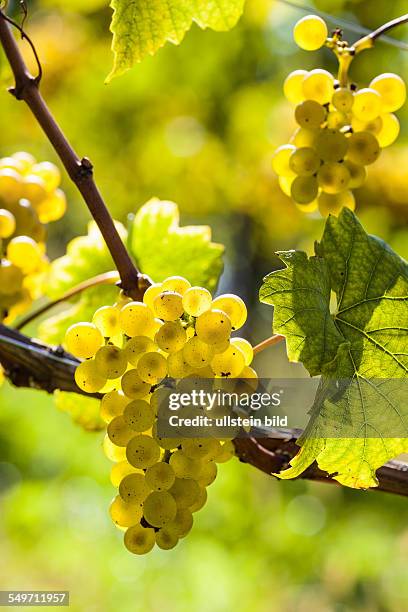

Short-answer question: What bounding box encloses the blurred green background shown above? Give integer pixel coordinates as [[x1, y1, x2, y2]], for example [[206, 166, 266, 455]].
[[0, 0, 407, 610]]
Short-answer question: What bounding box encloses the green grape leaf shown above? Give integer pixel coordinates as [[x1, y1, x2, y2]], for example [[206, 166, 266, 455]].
[[129, 198, 224, 291], [39, 221, 125, 345], [107, 0, 245, 81], [54, 391, 104, 431], [260, 208, 408, 489]]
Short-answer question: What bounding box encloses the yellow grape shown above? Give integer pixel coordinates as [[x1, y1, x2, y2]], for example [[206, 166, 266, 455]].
[[143, 491, 177, 527], [289, 147, 320, 176], [352, 88, 382, 121], [155, 321, 187, 353], [295, 100, 326, 129], [293, 15, 328, 51], [110, 460, 143, 487], [197, 461, 218, 487], [292, 128, 318, 148], [107, 415, 135, 446], [343, 160, 366, 189], [183, 336, 215, 368], [189, 486, 207, 512], [169, 478, 200, 508], [119, 473, 151, 503], [31, 161, 61, 191], [212, 294, 247, 329], [169, 450, 203, 479], [317, 162, 350, 194], [351, 115, 382, 136], [291, 176, 318, 204], [12, 151, 35, 172], [155, 528, 179, 550], [0, 209, 16, 238], [0, 169, 23, 203], [195, 309, 232, 345], [74, 359, 106, 393], [65, 322, 104, 359], [283, 70, 308, 104], [110, 495, 143, 529], [126, 434, 161, 469], [318, 191, 355, 216], [143, 283, 163, 310], [182, 286, 212, 317], [230, 337, 253, 366], [210, 343, 246, 378], [123, 336, 156, 366], [167, 349, 193, 378], [137, 351, 167, 384], [370, 73, 406, 112], [347, 131, 380, 165], [92, 305, 121, 338], [119, 301, 155, 337], [100, 390, 130, 423], [332, 88, 354, 112], [22, 174, 48, 205], [271, 144, 296, 176], [121, 369, 151, 399], [161, 275, 191, 295], [145, 462, 176, 491], [123, 399, 155, 432], [302, 69, 334, 105], [153, 291, 184, 321], [165, 508, 193, 538], [124, 525, 155, 554], [103, 434, 127, 462], [376, 113, 400, 147], [94, 345, 128, 379], [314, 129, 348, 162]]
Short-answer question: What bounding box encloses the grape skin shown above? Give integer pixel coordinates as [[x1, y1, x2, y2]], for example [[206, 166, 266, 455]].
[[293, 15, 328, 51]]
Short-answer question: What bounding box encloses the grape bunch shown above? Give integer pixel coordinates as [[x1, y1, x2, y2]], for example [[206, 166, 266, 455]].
[[0, 152, 67, 321], [273, 15, 406, 216], [64, 276, 257, 554]]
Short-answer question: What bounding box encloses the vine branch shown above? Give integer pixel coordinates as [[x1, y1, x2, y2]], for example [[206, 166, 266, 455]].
[[0, 325, 407, 497], [354, 14, 408, 53], [0, 11, 147, 299]]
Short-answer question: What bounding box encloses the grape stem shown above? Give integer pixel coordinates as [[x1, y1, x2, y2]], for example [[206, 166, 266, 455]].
[[14, 271, 120, 331], [0, 10, 148, 300], [253, 334, 285, 355], [353, 14, 408, 53]]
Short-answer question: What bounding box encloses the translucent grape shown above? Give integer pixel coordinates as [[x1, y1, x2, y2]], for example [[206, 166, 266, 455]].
[[352, 88, 382, 121], [230, 338, 253, 366], [65, 322, 104, 359], [126, 434, 161, 468], [153, 291, 184, 321], [12, 151, 35, 171], [214, 440, 235, 463], [143, 283, 163, 311], [143, 491, 177, 527], [0, 260, 23, 294], [211, 344, 246, 378], [32, 161, 61, 191], [302, 69, 334, 105], [289, 147, 320, 176], [347, 131, 380, 165], [370, 73, 406, 112], [92, 306, 121, 338], [166, 508, 193, 538], [74, 359, 106, 393], [167, 349, 193, 378], [121, 369, 151, 399], [291, 176, 318, 204], [189, 486, 207, 512], [110, 460, 142, 487], [123, 336, 156, 366], [162, 276, 191, 295], [169, 478, 200, 508], [326, 111, 348, 130], [182, 286, 212, 317], [103, 434, 127, 462], [182, 438, 221, 461], [293, 15, 328, 51], [351, 115, 382, 135], [123, 399, 155, 432], [293, 128, 318, 148], [317, 162, 350, 194], [314, 129, 348, 162], [197, 461, 217, 487], [36, 189, 67, 223], [107, 415, 135, 446], [22, 175, 48, 205], [318, 191, 355, 216], [212, 294, 247, 329], [0, 169, 23, 203], [376, 113, 400, 147], [119, 473, 151, 503], [332, 88, 354, 112], [278, 175, 295, 197], [294, 100, 326, 129], [283, 70, 308, 104], [137, 351, 167, 384], [343, 160, 367, 189], [100, 390, 129, 423], [183, 336, 215, 368], [119, 301, 155, 337], [124, 525, 155, 554], [155, 321, 187, 353], [0, 209, 16, 238], [110, 495, 142, 528], [271, 144, 296, 176], [169, 450, 203, 479], [195, 309, 232, 345], [7, 236, 42, 274], [145, 461, 176, 491], [94, 345, 128, 379], [155, 528, 179, 550]]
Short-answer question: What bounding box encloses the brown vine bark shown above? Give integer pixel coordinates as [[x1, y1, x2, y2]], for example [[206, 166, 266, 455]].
[[0, 324, 407, 497]]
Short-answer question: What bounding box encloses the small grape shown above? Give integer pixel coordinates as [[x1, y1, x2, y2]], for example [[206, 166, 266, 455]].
[[183, 336, 215, 369], [295, 100, 326, 129], [332, 88, 354, 112], [317, 162, 350, 194], [155, 321, 187, 353], [370, 73, 406, 112], [0, 260, 23, 295], [110, 461, 142, 487], [197, 461, 218, 487], [65, 322, 104, 359], [153, 291, 184, 321], [36, 189, 67, 223], [195, 309, 232, 345], [293, 128, 318, 148], [22, 174, 48, 205], [271, 144, 296, 176], [143, 283, 163, 311], [119, 473, 151, 504], [283, 70, 308, 104], [74, 359, 106, 393], [189, 486, 207, 512], [166, 508, 193, 538], [318, 191, 355, 216], [107, 415, 135, 446], [100, 390, 130, 423], [0, 209, 16, 238], [347, 131, 380, 165], [343, 160, 367, 189], [110, 495, 143, 528], [119, 301, 155, 337], [137, 351, 167, 384], [167, 349, 193, 378], [302, 69, 334, 105], [214, 440, 235, 463], [162, 276, 191, 295], [169, 478, 200, 508], [7, 236, 42, 274], [123, 336, 156, 366], [103, 434, 127, 462], [31, 161, 61, 191], [169, 450, 203, 479], [326, 111, 348, 130], [289, 147, 320, 176], [293, 15, 328, 51], [230, 338, 253, 366], [291, 176, 318, 204], [278, 175, 295, 197], [351, 115, 382, 135], [92, 305, 121, 338], [145, 462, 176, 491], [121, 369, 151, 399], [124, 525, 155, 554], [143, 491, 177, 527], [95, 345, 128, 379], [182, 286, 212, 317], [126, 434, 161, 469], [123, 399, 155, 432], [182, 438, 221, 461], [155, 528, 179, 550], [0, 169, 23, 203], [352, 88, 382, 121], [211, 344, 246, 378], [314, 129, 348, 162], [376, 113, 400, 147], [212, 294, 247, 329]]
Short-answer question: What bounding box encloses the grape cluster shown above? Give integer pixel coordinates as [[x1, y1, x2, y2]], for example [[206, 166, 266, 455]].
[[273, 15, 406, 216], [0, 152, 67, 321], [65, 276, 257, 554]]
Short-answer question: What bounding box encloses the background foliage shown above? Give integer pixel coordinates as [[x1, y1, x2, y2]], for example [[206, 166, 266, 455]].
[[0, 0, 407, 609]]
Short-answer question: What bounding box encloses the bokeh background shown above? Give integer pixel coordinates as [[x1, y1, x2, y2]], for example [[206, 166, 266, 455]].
[[0, 0, 407, 610]]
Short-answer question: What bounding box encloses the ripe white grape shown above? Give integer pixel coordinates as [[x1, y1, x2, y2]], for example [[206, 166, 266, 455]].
[[169, 450, 203, 479], [123, 335, 156, 366], [289, 147, 320, 176], [332, 88, 354, 112], [302, 69, 334, 105], [376, 113, 400, 147], [166, 508, 193, 537], [110, 495, 142, 528], [197, 461, 218, 487], [126, 434, 161, 469], [293, 15, 328, 51], [119, 473, 151, 503], [352, 88, 382, 121], [110, 460, 142, 487], [314, 129, 348, 162], [347, 131, 380, 165], [295, 100, 326, 129], [143, 491, 177, 527], [142, 283, 163, 311], [94, 345, 128, 379], [183, 336, 215, 368], [318, 190, 355, 216], [123, 399, 155, 432], [293, 128, 318, 148], [103, 434, 127, 462], [212, 294, 247, 329], [74, 359, 106, 393], [0, 208, 16, 238], [92, 306, 121, 338], [137, 351, 167, 384], [343, 160, 366, 189], [145, 461, 176, 491], [326, 111, 348, 130], [155, 528, 179, 550], [119, 301, 155, 337], [317, 162, 350, 194], [291, 175, 318, 204], [278, 175, 295, 197], [370, 73, 406, 112], [195, 309, 232, 345], [155, 321, 187, 353], [153, 291, 184, 321], [351, 115, 382, 136], [100, 390, 130, 423], [169, 478, 201, 508], [107, 415, 136, 446], [161, 275, 191, 295], [182, 438, 221, 461], [182, 286, 212, 317], [65, 322, 104, 359], [230, 337, 253, 366], [167, 349, 193, 378], [283, 70, 308, 104], [124, 525, 155, 554], [121, 369, 151, 399]]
